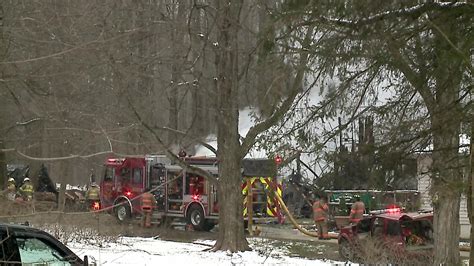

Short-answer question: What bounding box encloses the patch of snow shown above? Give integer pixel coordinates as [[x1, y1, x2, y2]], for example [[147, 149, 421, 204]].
[[460, 134, 470, 153], [69, 237, 340, 265], [55, 183, 87, 191]]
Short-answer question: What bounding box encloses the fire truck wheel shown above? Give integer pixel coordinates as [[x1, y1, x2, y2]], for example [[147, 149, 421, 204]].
[[115, 204, 131, 223], [187, 204, 205, 231]]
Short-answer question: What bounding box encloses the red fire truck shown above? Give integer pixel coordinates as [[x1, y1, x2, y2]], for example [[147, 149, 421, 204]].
[[99, 154, 283, 231]]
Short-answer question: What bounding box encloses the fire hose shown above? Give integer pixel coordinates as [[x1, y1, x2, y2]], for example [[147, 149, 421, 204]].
[[272, 189, 338, 239], [273, 189, 471, 248]]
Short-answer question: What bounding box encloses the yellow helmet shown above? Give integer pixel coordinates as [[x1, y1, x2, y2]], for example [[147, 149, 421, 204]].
[[8, 178, 15, 183]]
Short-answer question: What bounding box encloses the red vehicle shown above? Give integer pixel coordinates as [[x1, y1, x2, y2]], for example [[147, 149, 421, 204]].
[[100, 155, 283, 231], [338, 208, 434, 263]]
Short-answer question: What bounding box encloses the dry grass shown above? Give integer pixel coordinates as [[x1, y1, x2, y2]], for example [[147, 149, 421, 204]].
[[353, 237, 433, 265], [0, 199, 130, 246], [37, 223, 120, 247]]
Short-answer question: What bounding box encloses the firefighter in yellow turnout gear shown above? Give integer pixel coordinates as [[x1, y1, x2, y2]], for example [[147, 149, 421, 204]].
[[86, 183, 100, 211], [19, 177, 34, 201], [6, 178, 17, 201]]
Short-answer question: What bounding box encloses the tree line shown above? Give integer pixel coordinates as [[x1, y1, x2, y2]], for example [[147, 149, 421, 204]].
[[0, 0, 472, 264]]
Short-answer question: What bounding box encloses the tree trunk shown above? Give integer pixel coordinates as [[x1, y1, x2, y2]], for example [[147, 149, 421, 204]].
[[431, 108, 462, 265], [469, 121, 474, 265], [212, 0, 249, 252], [429, 13, 465, 262], [0, 140, 6, 189], [167, 0, 186, 149], [57, 162, 68, 213], [0, 2, 7, 190]]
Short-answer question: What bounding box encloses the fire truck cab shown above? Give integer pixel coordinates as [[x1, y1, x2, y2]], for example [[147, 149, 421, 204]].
[[100, 155, 282, 231]]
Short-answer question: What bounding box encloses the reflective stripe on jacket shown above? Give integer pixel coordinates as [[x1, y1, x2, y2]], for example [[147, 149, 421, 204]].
[[141, 192, 155, 209], [7, 183, 16, 192], [313, 200, 328, 222], [87, 187, 100, 200], [20, 183, 34, 198], [350, 201, 365, 222]]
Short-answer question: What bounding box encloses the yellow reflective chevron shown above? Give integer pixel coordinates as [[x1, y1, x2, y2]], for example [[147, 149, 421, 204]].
[[242, 177, 257, 216], [242, 177, 283, 219]]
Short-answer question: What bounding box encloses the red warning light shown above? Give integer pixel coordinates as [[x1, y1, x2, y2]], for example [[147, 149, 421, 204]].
[[275, 155, 282, 165], [385, 204, 401, 214]]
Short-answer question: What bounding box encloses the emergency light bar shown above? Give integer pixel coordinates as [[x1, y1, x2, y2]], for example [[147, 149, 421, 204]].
[[370, 207, 402, 215], [106, 158, 124, 164]]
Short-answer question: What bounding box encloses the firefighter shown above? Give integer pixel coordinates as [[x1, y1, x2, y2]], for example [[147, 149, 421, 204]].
[[86, 182, 100, 211], [349, 194, 365, 224], [6, 178, 17, 201], [141, 189, 157, 228], [102, 177, 114, 202], [313, 195, 329, 240], [19, 177, 34, 201]]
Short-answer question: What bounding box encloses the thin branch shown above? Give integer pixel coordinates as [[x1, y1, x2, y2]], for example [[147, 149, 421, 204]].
[[314, 2, 472, 28], [126, 98, 218, 183], [424, 14, 473, 76], [1, 15, 170, 66], [0, 148, 114, 161], [15, 118, 42, 126], [240, 25, 315, 157], [159, 126, 217, 155]]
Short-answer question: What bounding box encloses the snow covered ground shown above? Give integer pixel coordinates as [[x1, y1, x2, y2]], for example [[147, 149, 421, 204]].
[[69, 237, 341, 265]]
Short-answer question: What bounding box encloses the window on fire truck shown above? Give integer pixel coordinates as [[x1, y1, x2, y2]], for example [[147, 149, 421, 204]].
[[103, 167, 113, 181], [132, 168, 143, 185], [185, 174, 205, 195], [150, 165, 165, 187], [168, 171, 183, 199]]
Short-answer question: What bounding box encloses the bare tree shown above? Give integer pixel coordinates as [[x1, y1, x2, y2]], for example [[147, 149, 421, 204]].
[[0, 0, 311, 253], [265, 1, 472, 264]]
